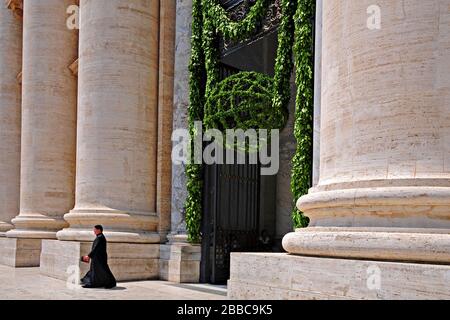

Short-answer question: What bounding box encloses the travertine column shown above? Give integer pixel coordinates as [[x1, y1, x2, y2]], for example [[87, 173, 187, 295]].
[[6, 0, 77, 239], [159, 0, 201, 284], [284, 0, 450, 263], [167, 0, 192, 244], [0, 4, 22, 236], [157, 0, 175, 241], [312, 0, 322, 187], [57, 0, 161, 243]]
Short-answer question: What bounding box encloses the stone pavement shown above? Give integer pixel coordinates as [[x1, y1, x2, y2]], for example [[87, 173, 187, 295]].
[[0, 265, 226, 300]]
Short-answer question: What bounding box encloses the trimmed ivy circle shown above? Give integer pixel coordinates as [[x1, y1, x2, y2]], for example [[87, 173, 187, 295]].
[[204, 71, 286, 131]]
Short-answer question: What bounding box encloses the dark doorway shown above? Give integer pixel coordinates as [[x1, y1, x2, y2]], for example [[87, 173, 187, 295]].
[[201, 155, 261, 284]]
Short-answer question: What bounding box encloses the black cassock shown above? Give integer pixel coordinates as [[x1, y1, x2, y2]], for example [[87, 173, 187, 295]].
[[81, 233, 117, 289]]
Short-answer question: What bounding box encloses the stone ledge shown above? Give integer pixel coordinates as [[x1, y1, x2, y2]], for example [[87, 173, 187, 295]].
[[0, 221, 14, 236], [228, 253, 450, 300], [0, 238, 42, 267], [40, 240, 160, 283], [283, 229, 450, 264]]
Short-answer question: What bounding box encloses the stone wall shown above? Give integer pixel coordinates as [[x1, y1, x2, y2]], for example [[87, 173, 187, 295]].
[[275, 76, 296, 239], [170, 0, 193, 236]]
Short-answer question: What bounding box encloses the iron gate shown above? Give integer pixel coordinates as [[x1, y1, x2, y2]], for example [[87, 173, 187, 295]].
[[201, 159, 261, 284]]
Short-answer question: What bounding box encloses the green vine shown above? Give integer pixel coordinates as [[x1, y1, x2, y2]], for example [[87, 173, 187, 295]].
[[291, 0, 315, 228], [186, 0, 205, 243], [203, 0, 270, 42], [272, 0, 296, 135], [202, 0, 295, 135], [186, 0, 315, 242]]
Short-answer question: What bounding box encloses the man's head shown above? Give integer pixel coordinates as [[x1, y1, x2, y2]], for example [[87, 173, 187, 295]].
[[93, 225, 103, 235]]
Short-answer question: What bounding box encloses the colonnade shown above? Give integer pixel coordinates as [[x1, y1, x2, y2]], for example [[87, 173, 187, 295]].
[[0, 0, 175, 273]]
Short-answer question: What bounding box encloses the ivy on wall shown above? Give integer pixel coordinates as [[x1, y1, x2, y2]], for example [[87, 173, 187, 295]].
[[291, 0, 315, 228], [187, 0, 315, 242], [186, 0, 205, 243], [204, 0, 270, 42]]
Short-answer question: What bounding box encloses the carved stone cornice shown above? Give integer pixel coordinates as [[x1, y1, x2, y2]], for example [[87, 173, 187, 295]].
[[5, 0, 23, 19]]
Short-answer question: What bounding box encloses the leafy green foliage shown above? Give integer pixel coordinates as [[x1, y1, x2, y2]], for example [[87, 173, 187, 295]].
[[186, 0, 315, 242], [204, 71, 279, 131], [186, 0, 205, 243], [291, 0, 315, 228], [203, 0, 270, 42]]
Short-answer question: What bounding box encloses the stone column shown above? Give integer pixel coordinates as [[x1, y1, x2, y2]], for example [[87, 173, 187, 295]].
[[312, 0, 322, 187], [229, 0, 450, 300], [6, 0, 77, 240], [284, 0, 450, 263], [41, 0, 161, 282], [160, 0, 201, 284], [56, 0, 160, 244], [1, 0, 78, 267], [167, 0, 192, 244], [0, 3, 22, 236], [157, 0, 176, 242]]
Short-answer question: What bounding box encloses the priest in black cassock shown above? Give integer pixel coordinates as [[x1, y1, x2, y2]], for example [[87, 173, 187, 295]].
[[80, 225, 117, 289]]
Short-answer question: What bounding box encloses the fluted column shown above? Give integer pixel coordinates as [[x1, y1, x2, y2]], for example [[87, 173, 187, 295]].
[[0, 3, 22, 236], [284, 0, 450, 263], [57, 0, 160, 243], [6, 0, 78, 239]]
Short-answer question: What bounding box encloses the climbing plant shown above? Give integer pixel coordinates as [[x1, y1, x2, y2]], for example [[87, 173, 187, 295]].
[[203, 0, 270, 42], [291, 0, 315, 228], [186, 0, 315, 242], [185, 0, 205, 243]]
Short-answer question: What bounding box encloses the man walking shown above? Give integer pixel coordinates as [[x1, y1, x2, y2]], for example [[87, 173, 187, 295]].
[[81, 225, 117, 289]]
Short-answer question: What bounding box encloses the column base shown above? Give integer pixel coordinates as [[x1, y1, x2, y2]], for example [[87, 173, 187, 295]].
[[40, 240, 160, 283], [159, 243, 201, 283], [283, 227, 450, 263], [228, 253, 450, 300], [57, 209, 161, 243], [5, 214, 68, 239], [0, 238, 42, 267]]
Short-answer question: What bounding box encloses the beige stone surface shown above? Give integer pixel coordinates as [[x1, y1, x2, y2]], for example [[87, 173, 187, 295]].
[[157, 0, 176, 242], [283, 227, 450, 263], [40, 240, 160, 283], [159, 244, 201, 283], [7, 0, 78, 240], [0, 238, 41, 267], [0, 4, 22, 236], [57, 0, 161, 244], [0, 265, 225, 300], [316, 0, 450, 197], [228, 253, 450, 300], [167, 233, 189, 244], [290, 0, 450, 262], [5, 0, 23, 19]]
